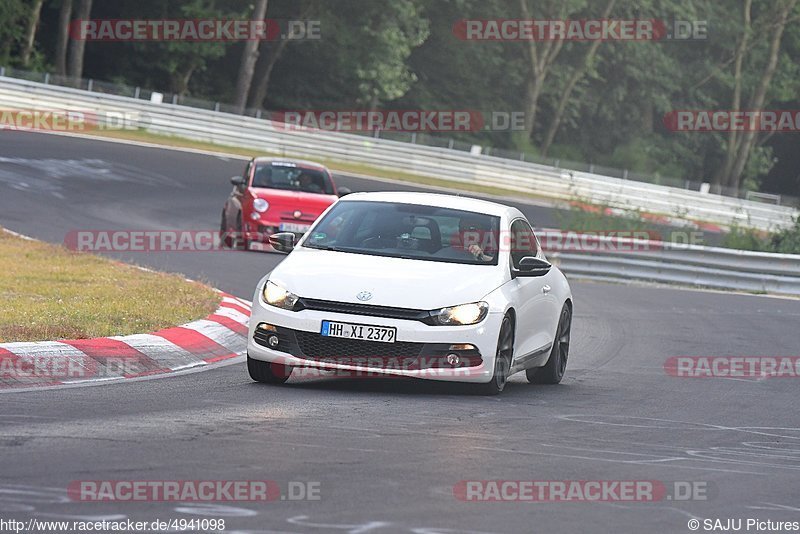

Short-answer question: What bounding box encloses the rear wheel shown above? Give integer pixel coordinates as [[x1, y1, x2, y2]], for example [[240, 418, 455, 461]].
[[247, 354, 293, 384], [233, 213, 250, 250], [477, 315, 514, 395], [527, 303, 571, 385]]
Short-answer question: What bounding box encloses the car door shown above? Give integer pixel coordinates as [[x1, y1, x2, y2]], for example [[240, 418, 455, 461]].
[[507, 218, 560, 361]]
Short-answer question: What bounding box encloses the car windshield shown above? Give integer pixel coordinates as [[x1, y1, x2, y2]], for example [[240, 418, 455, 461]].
[[251, 162, 334, 195], [302, 200, 501, 265]]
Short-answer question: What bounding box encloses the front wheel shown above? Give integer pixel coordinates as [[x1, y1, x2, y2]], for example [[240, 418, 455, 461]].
[[527, 303, 571, 385], [476, 315, 514, 395], [247, 354, 292, 384], [220, 210, 234, 249]]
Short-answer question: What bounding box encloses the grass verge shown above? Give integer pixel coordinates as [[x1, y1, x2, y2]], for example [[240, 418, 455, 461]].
[[0, 229, 220, 342]]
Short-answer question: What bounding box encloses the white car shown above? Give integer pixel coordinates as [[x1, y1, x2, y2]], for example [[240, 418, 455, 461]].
[[246, 191, 572, 394]]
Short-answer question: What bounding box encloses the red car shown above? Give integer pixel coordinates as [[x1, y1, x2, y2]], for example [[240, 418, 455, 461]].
[[220, 158, 350, 250]]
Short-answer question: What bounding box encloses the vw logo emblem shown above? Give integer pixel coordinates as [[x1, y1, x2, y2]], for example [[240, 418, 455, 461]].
[[293, 210, 302, 219], [356, 291, 373, 301]]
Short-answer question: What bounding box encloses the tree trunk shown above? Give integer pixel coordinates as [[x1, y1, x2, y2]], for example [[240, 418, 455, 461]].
[[523, 74, 546, 138], [519, 0, 564, 141], [727, 0, 796, 191], [21, 0, 44, 67], [541, 0, 616, 156], [233, 0, 269, 114], [67, 0, 93, 82], [55, 0, 73, 75], [247, 38, 289, 110], [714, 0, 751, 189]]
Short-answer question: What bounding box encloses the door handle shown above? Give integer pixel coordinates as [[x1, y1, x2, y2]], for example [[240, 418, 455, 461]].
[[542, 285, 551, 294]]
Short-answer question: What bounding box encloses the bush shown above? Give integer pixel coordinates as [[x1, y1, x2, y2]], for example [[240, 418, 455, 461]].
[[721, 216, 800, 254]]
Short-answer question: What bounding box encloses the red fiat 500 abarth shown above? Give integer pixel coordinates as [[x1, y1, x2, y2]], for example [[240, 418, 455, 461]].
[[221, 158, 350, 250]]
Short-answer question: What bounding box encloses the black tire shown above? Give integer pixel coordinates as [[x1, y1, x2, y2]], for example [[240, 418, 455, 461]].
[[233, 213, 250, 251], [527, 303, 571, 385], [220, 210, 233, 249], [247, 354, 292, 384], [477, 314, 514, 395]]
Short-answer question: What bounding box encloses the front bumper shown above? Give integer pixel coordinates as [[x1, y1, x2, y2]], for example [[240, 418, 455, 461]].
[[247, 295, 501, 383], [244, 219, 314, 243]]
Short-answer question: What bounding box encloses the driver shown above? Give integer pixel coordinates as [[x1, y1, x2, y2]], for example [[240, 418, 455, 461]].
[[458, 216, 495, 261], [297, 172, 323, 193]]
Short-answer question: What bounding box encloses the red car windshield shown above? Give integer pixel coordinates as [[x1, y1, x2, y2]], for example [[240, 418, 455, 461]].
[[251, 163, 334, 195]]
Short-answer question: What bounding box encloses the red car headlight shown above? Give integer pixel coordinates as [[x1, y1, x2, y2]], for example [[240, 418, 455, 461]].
[[253, 198, 269, 213]]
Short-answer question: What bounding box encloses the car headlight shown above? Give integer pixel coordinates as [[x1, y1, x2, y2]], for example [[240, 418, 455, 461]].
[[252, 198, 269, 213], [429, 301, 489, 326], [262, 280, 299, 310]]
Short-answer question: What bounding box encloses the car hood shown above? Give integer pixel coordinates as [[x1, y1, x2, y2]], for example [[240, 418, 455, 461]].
[[269, 247, 508, 310]]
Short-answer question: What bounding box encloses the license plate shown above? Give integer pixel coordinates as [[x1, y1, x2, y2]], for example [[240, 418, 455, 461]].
[[320, 320, 397, 343], [279, 222, 311, 233]]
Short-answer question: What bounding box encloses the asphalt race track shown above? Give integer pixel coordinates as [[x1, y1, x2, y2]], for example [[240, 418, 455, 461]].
[[1, 130, 799, 534]]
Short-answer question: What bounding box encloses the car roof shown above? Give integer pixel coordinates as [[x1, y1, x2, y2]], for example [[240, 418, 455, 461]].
[[252, 157, 329, 171], [339, 191, 520, 218]]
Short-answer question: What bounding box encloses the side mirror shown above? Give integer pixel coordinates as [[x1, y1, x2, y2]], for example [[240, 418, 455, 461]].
[[337, 186, 352, 197], [230, 176, 245, 187], [269, 232, 296, 253], [512, 256, 551, 278]]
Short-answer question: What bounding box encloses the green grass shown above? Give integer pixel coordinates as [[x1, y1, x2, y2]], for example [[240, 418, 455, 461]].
[[0, 229, 220, 342], [720, 217, 800, 254]]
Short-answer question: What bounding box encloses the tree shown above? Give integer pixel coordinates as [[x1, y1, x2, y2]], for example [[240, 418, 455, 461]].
[[517, 0, 574, 140], [55, 0, 72, 75], [350, 0, 430, 108], [246, 0, 313, 110], [540, 0, 616, 156], [233, 0, 269, 113], [726, 0, 797, 191], [21, 0, 44, 67], [66, 0, 92, 80], [0, 0, 27, 66]]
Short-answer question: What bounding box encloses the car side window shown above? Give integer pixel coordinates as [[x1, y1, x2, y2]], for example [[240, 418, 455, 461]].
[[510, 219, 540, 268]]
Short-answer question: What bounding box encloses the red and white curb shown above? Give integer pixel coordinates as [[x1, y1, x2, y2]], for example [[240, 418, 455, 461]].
[[0, 293, 251, 391]]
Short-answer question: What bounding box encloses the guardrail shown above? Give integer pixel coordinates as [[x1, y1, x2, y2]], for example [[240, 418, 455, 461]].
[[0, 75, 797, 231], [540, 230, 800, 296]]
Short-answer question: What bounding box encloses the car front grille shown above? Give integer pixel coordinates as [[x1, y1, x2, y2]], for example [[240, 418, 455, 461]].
[[296, 298, 431, 322], [295, 330, 423, 360], [279, 211, 317, 223]]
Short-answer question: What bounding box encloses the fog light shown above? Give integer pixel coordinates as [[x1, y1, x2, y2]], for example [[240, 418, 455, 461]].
[[250, 212, 260, 220], [446, 353, 460, 366], [267, 335, 279, 348]]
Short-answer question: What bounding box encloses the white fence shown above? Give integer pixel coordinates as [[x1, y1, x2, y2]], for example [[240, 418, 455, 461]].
[[540, 230, 800, 296], [0, 75, 796, 232]]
